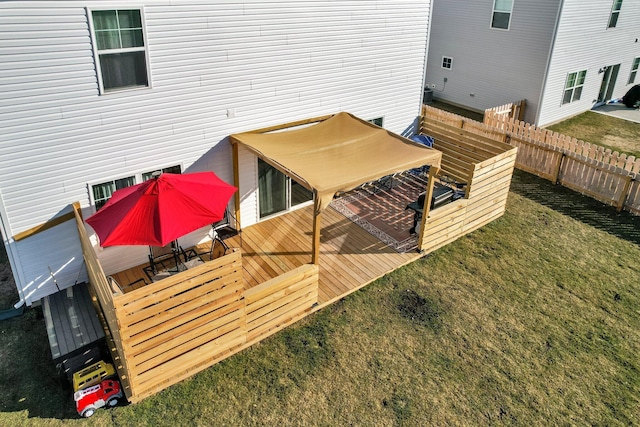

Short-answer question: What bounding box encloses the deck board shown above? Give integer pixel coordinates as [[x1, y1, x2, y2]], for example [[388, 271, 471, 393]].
[[111, 204, 421, 307], [42, 283, 105, 362]]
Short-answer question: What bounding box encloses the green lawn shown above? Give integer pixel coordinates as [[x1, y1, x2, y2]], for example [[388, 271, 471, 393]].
[[547, 110, 640, 158], [1, 108, 639, 426], [1, 170, 638, 426]]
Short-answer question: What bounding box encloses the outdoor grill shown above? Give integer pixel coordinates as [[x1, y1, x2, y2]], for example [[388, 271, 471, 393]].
[[406, 182, 455, 233]]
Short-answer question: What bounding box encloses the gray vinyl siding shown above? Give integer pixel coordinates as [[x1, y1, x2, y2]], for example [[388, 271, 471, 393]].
[[537, 0, 640, 126], [0, 1, 432, 304], [425, 0, 561, 124]]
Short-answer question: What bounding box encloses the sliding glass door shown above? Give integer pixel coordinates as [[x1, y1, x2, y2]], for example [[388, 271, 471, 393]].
[[258, 159, 313, 219]]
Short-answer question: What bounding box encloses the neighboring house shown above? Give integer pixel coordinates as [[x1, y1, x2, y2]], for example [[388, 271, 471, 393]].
[[0, 1, 434, 306], [425, 0, 640, 126]]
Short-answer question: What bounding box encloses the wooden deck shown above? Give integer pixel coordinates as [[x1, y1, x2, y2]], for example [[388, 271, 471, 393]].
[[111, 204, 422, 309]]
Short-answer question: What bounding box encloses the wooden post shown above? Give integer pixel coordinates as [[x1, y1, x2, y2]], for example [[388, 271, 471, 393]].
[[311, 208, 321, 265], [417, 166, 439, 249], [617, 175, 633, 212], [231, 140, 241, 231], [552, 151, 566, 184]]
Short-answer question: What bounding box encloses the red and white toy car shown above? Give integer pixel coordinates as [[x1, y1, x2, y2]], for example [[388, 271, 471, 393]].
[[74, 379, 123, 418]]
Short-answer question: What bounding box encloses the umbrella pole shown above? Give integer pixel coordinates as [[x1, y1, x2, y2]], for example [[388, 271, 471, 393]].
[[171, 240, 182, 271]]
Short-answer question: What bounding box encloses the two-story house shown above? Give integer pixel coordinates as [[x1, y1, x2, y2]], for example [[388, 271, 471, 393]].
[[425, 0, 640, 125], [0, 0, 434, 306]]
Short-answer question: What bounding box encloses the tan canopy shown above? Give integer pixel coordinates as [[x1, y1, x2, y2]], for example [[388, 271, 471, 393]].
[[230, 112, 442, 213]]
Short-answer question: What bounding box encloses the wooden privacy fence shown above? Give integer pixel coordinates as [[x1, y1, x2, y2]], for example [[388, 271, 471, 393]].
[[73, 202, 319, 403], [484, 109, 640, 214], [421, 105, 640, 215], [417, 113, 518, 253], [484, 99, 526, 121]]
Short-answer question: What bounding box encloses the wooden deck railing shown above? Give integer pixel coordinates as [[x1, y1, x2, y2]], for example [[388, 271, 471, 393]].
[[72, 203, 134, 399], [423, 105, 640, 215], [73, 203, 319, 403], [418, 109, 517, 252]]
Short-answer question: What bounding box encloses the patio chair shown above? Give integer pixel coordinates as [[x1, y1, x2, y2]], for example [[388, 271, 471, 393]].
[[213, 206, 239, 241], [107, 276, 147, 296], [180, 207, 239, 263], [144, 242, 182, 281], [192, 236, 228, 262]]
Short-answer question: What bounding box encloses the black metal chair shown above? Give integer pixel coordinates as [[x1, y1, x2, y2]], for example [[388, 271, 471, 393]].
[[197, 236, 228, 262], [212, 207, 239, 242], [107, 276, 147, 295], [143, 242, 183, 281]]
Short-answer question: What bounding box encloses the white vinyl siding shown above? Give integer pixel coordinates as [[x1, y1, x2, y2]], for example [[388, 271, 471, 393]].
[[425, 0, 561, 124], [537, 0, 640, 125], [0, 1, 432, 304]]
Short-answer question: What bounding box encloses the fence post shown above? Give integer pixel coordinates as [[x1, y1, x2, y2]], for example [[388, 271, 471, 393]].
[[552, 152, 566, 184], [618, 176, 633, 212]]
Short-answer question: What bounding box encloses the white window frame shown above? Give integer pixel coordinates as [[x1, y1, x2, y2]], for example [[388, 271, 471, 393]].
[[87, 7, 152, 95], [491, 0, 514, 30], [608, 0, 623, 28], [368, 117, 384, 127], [562, 70, 587, 105], [628, 57, 639, 84], [441, 56, 453, 70], [88, 164, 182, 211]]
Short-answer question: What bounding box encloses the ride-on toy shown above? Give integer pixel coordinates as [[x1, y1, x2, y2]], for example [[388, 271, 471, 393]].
[[74, 379, 123, 417]]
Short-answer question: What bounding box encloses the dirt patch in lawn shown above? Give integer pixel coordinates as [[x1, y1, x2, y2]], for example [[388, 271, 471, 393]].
[[602, 135, 640, 156]]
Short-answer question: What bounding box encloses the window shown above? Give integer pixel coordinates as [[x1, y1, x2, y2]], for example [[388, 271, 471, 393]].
[[92, 176, 135, 210], [562, 70, 587, 105], [442, 56, 453, 70], [608, 0, 623, 28], [142, 165, 182, 181], [368, 117, 384, 127], [629, 57, 640, 84], [491, 0, 513, 30], [91, 165, 181, 210], [258, 159, 312, 219], [89, 9, 150, 93]]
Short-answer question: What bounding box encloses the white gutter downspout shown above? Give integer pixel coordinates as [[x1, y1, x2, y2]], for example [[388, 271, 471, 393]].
[[535, 0, 565, 125], [0, 190, 26, 308], [419, 0, 436, 116]]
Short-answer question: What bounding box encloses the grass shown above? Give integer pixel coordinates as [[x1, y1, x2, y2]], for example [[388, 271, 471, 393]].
[[0, 170, 638, 426], [1, 111, 638, 425], [547, 110, 640, 158]]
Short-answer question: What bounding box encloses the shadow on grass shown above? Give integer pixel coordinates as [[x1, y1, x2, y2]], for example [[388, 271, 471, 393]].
[[0, 308, 77, 420], [510, 170, 640, 246]]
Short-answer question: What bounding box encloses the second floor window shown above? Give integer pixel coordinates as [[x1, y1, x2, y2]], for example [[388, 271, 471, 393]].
[[608, 0, 623, 28], [491, 0, 513, 30], [442, 56, 453, 70], [89, 9, 150, 93]]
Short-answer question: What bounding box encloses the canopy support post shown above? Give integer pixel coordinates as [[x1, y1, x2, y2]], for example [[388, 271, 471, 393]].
[[232, 141, 241, 231], [312, 209, 321, 265], [417, 166, 439, 249]]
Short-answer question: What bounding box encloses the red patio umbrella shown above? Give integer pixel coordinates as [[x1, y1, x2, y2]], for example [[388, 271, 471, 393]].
[[86, 172, 237, 247]]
